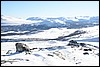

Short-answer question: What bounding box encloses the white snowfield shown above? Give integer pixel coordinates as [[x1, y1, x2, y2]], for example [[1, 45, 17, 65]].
[[1, 25, 99, 66], [1, 41, 99, 66], [1, 15, 99, 26], [1, 25, 99, 40], [1, 15, 42, 25], [1, 15, 66, 25], [1, 28, 75, 39], [70, 25, 99, 40]]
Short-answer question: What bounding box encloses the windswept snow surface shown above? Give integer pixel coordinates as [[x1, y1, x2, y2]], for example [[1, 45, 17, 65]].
[[1, 15, 42, 25], [1, 15, 99, 66], [1, 25, 99, 66], [1, 41, 99, 66], [1, 25, 99, 40]]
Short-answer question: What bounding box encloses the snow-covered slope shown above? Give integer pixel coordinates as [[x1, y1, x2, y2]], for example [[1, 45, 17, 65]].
[[1, 15, 42, 25], [1, 15, 99, 28], [1, 25, 99, 42], [27, 16, 99, 23], [67, 25, 99, 41], [1, 24, 99, 66], [1, 41, 99, 66]]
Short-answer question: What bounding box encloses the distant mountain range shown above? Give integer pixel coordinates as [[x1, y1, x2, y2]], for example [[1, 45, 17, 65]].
[[1, 15, 99, 29]]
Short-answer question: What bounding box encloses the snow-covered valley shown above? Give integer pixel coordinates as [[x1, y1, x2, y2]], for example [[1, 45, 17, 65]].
[[1, 15, 99, 66]]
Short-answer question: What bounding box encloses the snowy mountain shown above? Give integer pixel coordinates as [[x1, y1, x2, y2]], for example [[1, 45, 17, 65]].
[[1, 15, 41, 25], [1, 15, 99, 29], [1, 15, 99, 66], [26, 16, 99, 23]]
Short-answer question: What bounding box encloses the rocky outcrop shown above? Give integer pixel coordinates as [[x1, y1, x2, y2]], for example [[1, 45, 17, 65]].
[[67, 40, 79, 47], [83, 52, 89, 55], [67, 40, 88, 47], [15, 43, 30, 53], [79, 43, 86, 47], [83, 48, 92, 51]]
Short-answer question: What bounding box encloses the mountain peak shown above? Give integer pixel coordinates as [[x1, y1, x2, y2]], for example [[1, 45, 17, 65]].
[[1, 15, 99, 28]]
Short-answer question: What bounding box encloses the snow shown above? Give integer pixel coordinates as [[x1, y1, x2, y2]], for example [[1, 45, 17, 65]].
[[1, 41, 99, 66], [66, 17, 79, 21], [54, 19, 66, 24], [1, 25, 99, 40], [76, 16, 90, 20], [2, 15, 99, 26], [1, 31, 29, 34], [1, 46, 99, 66], [70, 26, 99, 40], [1, 23, 99, 66], [1, 15, 43, 25], [1, 28, 76, 39], [65, 16, 91, 21]]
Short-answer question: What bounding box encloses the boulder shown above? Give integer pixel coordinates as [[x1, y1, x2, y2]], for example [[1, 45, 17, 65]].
[[83, 48, 92, 51], [15, 43, 30, 52], [83, 52, 89, 55], [79, 43, 86, 47]]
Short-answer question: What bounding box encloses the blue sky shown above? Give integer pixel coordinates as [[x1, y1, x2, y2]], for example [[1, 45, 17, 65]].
[[1, 1, 99, 19]]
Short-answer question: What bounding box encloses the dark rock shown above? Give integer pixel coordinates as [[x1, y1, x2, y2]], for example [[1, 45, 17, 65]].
[[79, 43, 86, 47], [69, 40, 77, 44], [67, 40, 79, 47], [15, 43, 30, 52], [67, 30, 86, 37], [83, 48, 92, 51], [6, 50, 12, 54], [83, 52, 89, 55], [47, 54, 54, 57]]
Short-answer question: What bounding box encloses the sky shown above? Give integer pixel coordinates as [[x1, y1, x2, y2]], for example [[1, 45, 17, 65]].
[[1, 1, 99, 19]]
